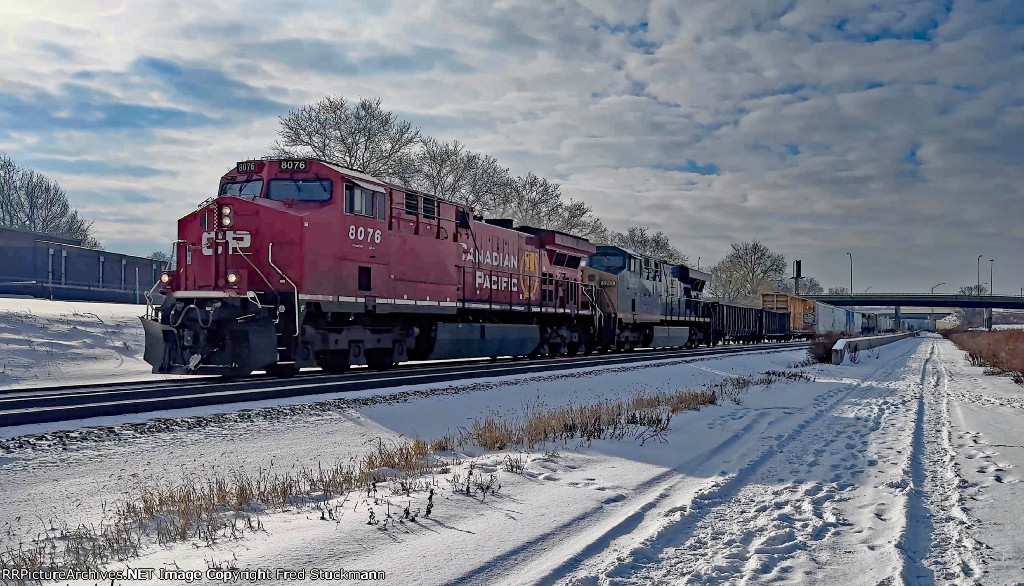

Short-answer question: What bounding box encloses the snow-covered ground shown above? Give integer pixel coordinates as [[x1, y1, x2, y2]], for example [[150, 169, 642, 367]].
[[0, 297, 184, 388], [5, 328, 1024, 584]]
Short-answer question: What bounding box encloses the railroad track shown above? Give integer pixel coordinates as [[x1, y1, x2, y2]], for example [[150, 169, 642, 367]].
[[0, 342, 809, 428]]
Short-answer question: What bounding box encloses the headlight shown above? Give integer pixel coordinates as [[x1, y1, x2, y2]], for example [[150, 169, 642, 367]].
[[226, 272, 239, 284], [160, 273, 171, 284], [220, 205, 233, 227]]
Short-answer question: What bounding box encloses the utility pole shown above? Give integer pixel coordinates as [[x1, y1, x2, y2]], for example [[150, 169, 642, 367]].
[[846, 252, 853, 294]]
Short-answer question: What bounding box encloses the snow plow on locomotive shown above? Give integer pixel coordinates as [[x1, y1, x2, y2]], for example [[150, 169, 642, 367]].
[[142, 159, 599, 377]]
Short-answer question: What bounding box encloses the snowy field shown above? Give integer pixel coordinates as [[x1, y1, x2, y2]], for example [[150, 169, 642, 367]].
[[0, 297, 184, 388], [3, 334, 1024, 584]]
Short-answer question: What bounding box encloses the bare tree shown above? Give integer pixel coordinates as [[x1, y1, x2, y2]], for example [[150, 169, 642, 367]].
[[271, 94, 607, 240], [461, 153, 512, 212], [707, 241, 786, 305], [827, 286, 850, 295], [499, 173, 605, 240], [271, 96, 421, 183], [412, 138, 474, 200], [959, 284, 988, 296], [605, 226, 689, 265], [776, 275, 824, 296], [0, 153, 100, 247]]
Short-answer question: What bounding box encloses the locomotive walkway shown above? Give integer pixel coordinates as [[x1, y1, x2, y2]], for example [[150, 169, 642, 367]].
[[0, 342, 807, 427]]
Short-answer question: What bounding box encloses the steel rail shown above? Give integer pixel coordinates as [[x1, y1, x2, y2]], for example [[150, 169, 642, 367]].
[[0, 342, 809, 428]]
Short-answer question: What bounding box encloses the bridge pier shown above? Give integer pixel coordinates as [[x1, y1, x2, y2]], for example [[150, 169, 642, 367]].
[[894, 306, 901, 331], [986, 307, 993, 331]]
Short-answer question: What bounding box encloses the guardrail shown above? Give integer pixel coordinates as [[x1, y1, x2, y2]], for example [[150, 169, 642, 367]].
[[831, 332, 918, 364]]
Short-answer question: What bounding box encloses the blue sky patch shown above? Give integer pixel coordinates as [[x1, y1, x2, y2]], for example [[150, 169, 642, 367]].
[[21, 158, 170, 179]]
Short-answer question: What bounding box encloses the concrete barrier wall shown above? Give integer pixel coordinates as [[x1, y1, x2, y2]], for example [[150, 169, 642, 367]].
[[831, 332, 917, 364]]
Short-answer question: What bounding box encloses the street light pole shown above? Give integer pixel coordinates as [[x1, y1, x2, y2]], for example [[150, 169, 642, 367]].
[[847, 252, 853, 293], [931, 282, 944, 319], [989, 259, 994, 296], [865, 286, 873, 293], [977, 254, 983, 295]]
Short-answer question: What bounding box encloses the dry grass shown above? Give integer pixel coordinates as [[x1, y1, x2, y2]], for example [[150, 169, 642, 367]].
[[949, 330, 1024, 385], [464, 388, 719, 451]]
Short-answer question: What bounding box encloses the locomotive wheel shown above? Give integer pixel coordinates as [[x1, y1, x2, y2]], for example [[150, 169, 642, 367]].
[[265, 363, 299, 378], [365, 349, 395, 371], [316, 351, 350, 374]]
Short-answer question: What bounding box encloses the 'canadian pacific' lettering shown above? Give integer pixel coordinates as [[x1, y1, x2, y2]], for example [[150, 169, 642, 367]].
[[476, 271, 519, 291], [460, 243, 519, 269]]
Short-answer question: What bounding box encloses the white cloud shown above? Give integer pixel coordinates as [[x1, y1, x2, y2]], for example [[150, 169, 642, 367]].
[[0, 0, 1021, 292]]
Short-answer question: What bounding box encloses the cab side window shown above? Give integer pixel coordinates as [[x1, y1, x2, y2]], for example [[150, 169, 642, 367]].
[[345, 185, 379, 218]]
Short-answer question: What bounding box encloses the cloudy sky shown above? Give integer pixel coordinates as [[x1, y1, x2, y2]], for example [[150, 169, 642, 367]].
[[1, 0, 1021, 294]]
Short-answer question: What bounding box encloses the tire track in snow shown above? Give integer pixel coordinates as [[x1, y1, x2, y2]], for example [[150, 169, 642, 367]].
[[564, 340, 921, 585], [897, 344, 935, 584], [899, 341, 984, 584], [448, 412, 784, 586]]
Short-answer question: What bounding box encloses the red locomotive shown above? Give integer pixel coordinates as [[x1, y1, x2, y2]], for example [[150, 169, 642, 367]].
[[142, 159, 597, 376]]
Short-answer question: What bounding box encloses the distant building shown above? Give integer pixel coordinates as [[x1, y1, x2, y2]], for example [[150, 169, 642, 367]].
[[0, 225, 164, 304]]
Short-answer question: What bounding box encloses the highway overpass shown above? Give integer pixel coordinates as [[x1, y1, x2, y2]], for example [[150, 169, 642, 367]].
[[806, 294, 1024, 310]]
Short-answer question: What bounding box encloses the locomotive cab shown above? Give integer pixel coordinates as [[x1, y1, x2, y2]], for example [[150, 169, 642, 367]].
[[144, 159, 343, 377]]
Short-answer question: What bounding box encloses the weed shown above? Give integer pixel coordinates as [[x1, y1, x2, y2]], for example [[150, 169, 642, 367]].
[[949, 331, 1024, 385], [503, 454, 526, 474]]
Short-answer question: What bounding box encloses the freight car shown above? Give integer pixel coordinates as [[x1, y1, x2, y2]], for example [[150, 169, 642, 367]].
[[144, 158, 599, 377], [762, 292, 864, 338], [861, 313, 895, 335]]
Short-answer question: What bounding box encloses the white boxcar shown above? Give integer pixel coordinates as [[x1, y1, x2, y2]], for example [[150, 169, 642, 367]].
[[814, 302, 862, 335]]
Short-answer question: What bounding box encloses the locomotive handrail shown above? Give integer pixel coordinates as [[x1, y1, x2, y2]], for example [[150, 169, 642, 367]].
[[268, 242, 300, 337], [230, 237, 281, 323], [143, 280, 161, 320], [455, 266, 589, 315]]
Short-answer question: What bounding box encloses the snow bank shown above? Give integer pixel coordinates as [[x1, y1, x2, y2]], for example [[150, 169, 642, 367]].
[[0, 298, 178, 388]]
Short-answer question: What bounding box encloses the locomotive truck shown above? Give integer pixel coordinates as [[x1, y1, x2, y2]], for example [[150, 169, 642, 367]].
[[143, 158, 792, 377]]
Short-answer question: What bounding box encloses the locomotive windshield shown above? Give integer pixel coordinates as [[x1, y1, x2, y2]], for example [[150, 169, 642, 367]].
[[267, 179, 333, 202], [588, 251, 627, 273], [221, 180, 264, 197]]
